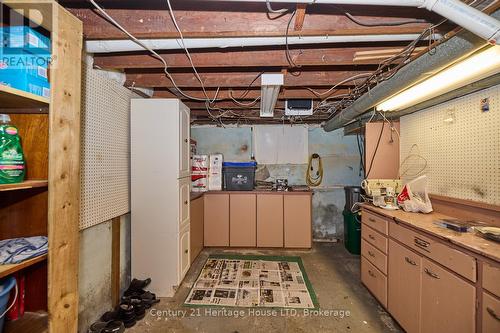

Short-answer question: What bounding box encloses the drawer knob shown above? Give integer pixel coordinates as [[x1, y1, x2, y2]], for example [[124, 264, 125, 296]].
[[424, 268, 440, 279], [368, 251, 375, 257], [368, 234, 375, 240], [405, 257, 417, 266], [368, 270, 376, 278], [368, 218, 376, 222], [486, 307, 500, 321]]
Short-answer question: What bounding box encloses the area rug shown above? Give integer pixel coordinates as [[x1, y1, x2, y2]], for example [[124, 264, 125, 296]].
[[184, 254, 319, 309]]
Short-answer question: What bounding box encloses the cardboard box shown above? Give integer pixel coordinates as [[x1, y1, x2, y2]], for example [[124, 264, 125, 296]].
[[0, 49, 50, 98], [208, 154, 223, 191], [0, 26, 51, 54], [192, 154, 209, 173], [192, 173, 208, 192]]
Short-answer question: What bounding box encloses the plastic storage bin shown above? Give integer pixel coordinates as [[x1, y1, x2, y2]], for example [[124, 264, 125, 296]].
[[343, 210, 361, 255], [0, 276, 16, 333], [223, 161, 256, 191]]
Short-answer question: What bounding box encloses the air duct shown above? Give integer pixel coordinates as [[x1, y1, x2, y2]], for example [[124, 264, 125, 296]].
[[323, 10, 500, 132]]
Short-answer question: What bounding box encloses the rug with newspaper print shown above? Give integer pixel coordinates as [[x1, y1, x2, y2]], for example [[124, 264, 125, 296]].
[[184, 254, 318, 309]]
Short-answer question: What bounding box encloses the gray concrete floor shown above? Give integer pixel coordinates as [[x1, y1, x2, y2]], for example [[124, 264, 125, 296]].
[[128, 243, 402, 333]]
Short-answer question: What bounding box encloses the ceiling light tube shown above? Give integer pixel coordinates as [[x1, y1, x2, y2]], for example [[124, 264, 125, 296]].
[[260, 74, 284, 118], [376, 46, 500, 112]]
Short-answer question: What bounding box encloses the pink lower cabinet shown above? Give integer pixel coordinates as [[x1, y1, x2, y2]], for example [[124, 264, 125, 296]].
[[421, 257, 475, 333], [388, 239, 421, 333], [257, 194, 283, 247], [204, 194, 229, 246], [283, 194, 312, 248], [229, 194, 256, 247]]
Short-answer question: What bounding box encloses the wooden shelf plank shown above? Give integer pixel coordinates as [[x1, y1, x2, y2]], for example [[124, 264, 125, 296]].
[[0, 180, 49, 192], [4, 311, 48, 333], [0, 85, 50, 109], [0, 254, 47, 279]]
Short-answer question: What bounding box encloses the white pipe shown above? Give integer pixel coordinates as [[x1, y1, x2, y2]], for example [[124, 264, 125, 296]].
[[86, 34, 440, 53], [205, 0, 500, 44]]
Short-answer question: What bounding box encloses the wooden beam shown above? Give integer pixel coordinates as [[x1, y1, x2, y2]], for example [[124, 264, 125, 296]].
[[111, 217, 121, 307], [92, 47, 402, 69], [67, 7, 435, 40], [48, 3, 82, 333], [294, 4, 307, 31], [126, 71, 371, 88], [154, 88, 351, 100]]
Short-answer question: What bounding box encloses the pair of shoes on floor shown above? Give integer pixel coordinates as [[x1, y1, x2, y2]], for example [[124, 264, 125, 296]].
[[91, 278, 157, 330], [88, 320, 125, 333], [123, 278, 160, 308]]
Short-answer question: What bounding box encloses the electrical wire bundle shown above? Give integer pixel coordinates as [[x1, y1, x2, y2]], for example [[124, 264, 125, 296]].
[[86, 0, 488, 126], [306, 153, 323, 187]]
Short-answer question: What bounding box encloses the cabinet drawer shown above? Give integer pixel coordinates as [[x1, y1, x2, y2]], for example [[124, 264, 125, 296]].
[[482, 292, 500, 333], [483, 262, 500, 297], [361, 257, 387, 307], [362, 224, 388, 254], [362, 210, 388, 235], [179, 178, 190, 231], [179, 228, 190, 283], [361, 239, 387, 275], [389, 222, 476, 282]]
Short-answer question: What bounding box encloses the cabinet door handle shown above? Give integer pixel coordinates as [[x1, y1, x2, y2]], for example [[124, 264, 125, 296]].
[[368, 234, 376, 240], [424, 268, 440, 279], [405, 257, 417, 266], [184, 200, 188, 205], [184, 139, 188, 143], [368, 270, 376, 278], [184, 249, 188, 254], [487, 307, 500, 321], [368, 250, 375, 257], [414, 237, 430, 248]]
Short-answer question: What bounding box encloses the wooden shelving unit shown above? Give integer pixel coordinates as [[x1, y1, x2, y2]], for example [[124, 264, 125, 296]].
[[0, 85, 50, 108], [0, 180, 49, 192], [0, 255, 48, 279], [1, 1, 82, 332]]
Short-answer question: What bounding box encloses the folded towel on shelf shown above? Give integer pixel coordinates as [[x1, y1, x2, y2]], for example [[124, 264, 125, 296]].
[[0, 236, 48, 264]]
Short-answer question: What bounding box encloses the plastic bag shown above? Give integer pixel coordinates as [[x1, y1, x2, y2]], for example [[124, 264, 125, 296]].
[[397, 175, 433, 213]]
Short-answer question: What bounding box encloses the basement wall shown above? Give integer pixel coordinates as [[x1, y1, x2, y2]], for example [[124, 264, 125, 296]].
[[191, 126, 363, 240]]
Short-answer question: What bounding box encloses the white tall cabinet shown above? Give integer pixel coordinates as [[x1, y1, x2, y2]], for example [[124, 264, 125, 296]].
[[131, 99, 191, 297]]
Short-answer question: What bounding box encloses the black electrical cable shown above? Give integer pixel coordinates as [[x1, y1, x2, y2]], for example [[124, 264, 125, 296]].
[[285, 10, 301, 69], [356, 130, 364, 177], [365, 122, 384, 178]]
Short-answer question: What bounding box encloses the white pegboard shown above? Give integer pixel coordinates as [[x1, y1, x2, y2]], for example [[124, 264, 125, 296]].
[[400, 84, 500, 206], [79, 62, 139, 230]]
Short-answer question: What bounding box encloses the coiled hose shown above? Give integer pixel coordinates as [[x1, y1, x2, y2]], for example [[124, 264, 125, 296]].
[[306, 153, 323, 187]]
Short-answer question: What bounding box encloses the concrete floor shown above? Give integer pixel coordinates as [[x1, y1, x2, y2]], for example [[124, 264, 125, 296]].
[[128, 243, 402, 333]]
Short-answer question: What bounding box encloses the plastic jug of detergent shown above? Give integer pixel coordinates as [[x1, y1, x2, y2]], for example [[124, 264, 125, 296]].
[[0, 114, 26, 184]]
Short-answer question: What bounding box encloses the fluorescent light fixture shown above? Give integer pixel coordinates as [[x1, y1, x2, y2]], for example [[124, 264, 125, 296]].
[[377, 46, 500, 112], [260, 73, 284, 118]]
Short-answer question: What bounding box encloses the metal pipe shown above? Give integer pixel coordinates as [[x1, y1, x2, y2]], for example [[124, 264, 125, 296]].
[[322, 11, 500, 132], [85, 34, 437, 53]]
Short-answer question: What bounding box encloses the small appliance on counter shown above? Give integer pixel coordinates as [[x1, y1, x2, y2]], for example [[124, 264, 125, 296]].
[[275, 178, 289, 191]]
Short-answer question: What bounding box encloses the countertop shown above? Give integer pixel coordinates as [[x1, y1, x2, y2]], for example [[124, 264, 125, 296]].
[[191, 190, 312, 201], [361, 203, 500, 262]]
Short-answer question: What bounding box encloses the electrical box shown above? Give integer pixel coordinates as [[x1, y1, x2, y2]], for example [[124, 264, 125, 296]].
[[285, 99, 313, 116]]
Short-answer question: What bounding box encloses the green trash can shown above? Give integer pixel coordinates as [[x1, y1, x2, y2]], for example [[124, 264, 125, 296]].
[[343, 209, 361, 255]]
